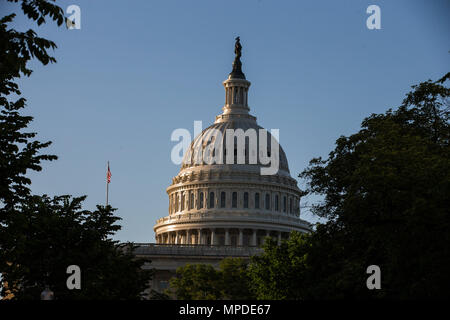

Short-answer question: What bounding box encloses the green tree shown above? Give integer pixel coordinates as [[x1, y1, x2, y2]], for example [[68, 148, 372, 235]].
[[169, 264, 222, 300], [247, 232, 309, 300], [1, 0, 65, 298], [0, 1, 154, 299], [248, 73, 450, 299], [169, 257, 254, 300], [2, 195, 153, 300], [0, 0, 63, 208], [219, 257, 253, 299]]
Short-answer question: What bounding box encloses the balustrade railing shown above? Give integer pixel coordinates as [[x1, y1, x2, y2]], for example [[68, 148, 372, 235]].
[[133, 243, 262, 257], [155, 211, 310, 228]]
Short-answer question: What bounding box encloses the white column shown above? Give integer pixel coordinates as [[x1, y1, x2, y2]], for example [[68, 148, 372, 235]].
[[252, 229, 257, 246], [225, 229, 230, 246], [239, 229, 244, 246], [239, 87, 242, 105], [245, 88, 248, 106], [187, 230, 191, 245], [211, 229, 216, 246], [175, 231, 179, 244], [215, 188, 219, 208]]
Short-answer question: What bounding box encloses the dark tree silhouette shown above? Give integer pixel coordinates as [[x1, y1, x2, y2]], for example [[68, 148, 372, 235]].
[[0, 1, 153, 299], [248, 73, 450, 299]]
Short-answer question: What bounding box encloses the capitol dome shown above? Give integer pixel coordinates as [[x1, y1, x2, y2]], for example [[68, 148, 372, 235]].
[[153, 38, 311, 247], [180, 120, 291, 174]]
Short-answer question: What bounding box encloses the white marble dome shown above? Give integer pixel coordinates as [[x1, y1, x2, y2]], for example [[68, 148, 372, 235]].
[[154, 47, 311, 247], [180, 118, 291, 174]]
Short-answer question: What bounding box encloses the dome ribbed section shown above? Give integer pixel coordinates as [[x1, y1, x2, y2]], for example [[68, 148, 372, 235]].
[[180, 118, 290, 174]]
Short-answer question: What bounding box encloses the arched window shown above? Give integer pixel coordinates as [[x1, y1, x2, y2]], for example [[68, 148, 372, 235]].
[[220, 192, 226, 208], [181, 193, 185, 211], [190, 192, 194, 210], [265, 193, 270, 210], [232, 192, 237, 208], [244, 192, 249, 208], [199, 192, 204, 209], [209, 192, 215, 208], [275, 195, 279, 211], [255, 193, 260, 209], [175, 193, 179, 212], [283, 196, 287, 212]]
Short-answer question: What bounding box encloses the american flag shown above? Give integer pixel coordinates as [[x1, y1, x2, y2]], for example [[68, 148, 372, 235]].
[[107, 163, 111, 183]]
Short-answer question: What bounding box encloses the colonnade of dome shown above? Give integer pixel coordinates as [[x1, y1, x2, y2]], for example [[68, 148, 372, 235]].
[[168, 188, 300, 216], [156, 228, 289, 247]]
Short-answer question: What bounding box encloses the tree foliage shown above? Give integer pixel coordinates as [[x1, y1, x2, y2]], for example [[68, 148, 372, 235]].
[[1, 0, 65, 299], [248, 73, 450, 299], [169, 258, 254, 300], [1, 1, 154, 300], [248, 232, 311, 300], [0, 0, 63, 208], [2, 196, 153, 300]]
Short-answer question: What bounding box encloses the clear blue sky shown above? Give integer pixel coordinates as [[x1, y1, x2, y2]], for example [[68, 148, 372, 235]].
[[4, 0, 449, 242]]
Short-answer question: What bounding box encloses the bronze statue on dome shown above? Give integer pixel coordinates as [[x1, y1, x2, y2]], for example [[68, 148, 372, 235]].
[[230, 36, 245, 79], [234, 36, 242, 60]]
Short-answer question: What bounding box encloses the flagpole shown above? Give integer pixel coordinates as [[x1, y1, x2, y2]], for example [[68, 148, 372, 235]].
[[106, 161, 109, 207]]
